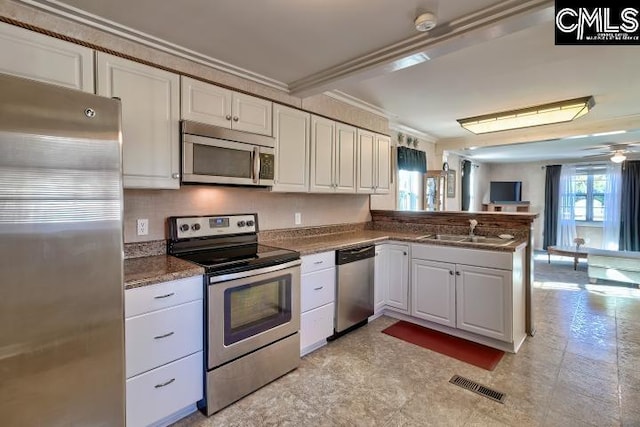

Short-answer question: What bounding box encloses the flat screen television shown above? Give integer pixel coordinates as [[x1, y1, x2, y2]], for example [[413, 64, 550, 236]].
[[490, 181, 522, 203]]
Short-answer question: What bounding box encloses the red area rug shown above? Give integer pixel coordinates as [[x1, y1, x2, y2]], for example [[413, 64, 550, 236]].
[[382, 320, 504, 371]]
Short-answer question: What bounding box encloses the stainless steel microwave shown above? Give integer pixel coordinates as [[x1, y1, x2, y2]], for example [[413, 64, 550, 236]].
[[181, 121, 275, 186]]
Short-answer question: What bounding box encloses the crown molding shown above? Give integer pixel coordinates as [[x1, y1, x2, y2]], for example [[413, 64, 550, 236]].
[[17, 0, 289, 92], [289, 0, 553, 97], [323, 90, 397, 119]]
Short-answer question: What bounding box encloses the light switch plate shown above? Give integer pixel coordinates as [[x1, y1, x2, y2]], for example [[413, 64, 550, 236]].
[[294, 212, 302, 225]]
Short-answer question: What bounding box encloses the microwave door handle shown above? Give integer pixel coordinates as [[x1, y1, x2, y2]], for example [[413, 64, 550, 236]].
[[252, 147, 260, 184]]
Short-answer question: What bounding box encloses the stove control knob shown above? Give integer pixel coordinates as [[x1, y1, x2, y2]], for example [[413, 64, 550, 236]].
[[191, 223, 201, 231], [246, 220, 255, 227], [237, 221, 246, 227], [179, 224, 189, 232]]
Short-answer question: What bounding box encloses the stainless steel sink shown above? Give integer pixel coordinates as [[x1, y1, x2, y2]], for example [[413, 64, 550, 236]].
[[421, 234, 469, 242]]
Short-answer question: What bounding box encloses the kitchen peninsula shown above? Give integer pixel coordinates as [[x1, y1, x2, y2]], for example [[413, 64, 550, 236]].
[[255, 209, 539, 353]]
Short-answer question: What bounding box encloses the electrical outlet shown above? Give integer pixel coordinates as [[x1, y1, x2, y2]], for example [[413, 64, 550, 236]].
[[294, 212, 302, 225], [136, 218, 149, 236]]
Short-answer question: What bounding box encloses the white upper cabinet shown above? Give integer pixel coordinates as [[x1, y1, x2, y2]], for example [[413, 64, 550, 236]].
[[334, 123, 357, 193], [375, 134, 391, 194], [309, 116, 357, 193], [180, 76, 231, 127], [181, 76, 272, 136], [357, 130, 390, 194], [97, 52, 180, 189], [309, 115, 336, 193], [272, 104, 310, 192], [357, 130, 375, 193], [0, 23, 94, 92]]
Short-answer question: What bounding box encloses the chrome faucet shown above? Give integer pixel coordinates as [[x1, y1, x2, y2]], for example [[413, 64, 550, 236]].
[[469, 219, 478, 238]]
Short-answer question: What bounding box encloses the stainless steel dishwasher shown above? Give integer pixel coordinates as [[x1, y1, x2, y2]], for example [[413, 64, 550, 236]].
[[334, 245, 375, 334]]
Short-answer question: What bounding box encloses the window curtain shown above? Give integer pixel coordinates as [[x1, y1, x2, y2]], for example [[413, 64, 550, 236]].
[[397, 146, 426, 173], [557, 164, 577, 247], [602, 162, 622, 250], [619, 160, 640, 251], [543, 165, 561, 249], [461, 160, 472, 211]]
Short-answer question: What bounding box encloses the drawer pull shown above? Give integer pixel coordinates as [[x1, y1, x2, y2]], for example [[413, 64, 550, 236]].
[[154, 331, 175, 339], [154, 378, 175, 389], [313, 261, 324, 265], [313, 286, 324, 291], [154, 292, 175, 299]]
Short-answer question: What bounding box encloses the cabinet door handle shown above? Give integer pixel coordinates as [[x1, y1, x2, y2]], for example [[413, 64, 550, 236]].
[[171, 173, 180, 179], [403, 251, 407, 256], [456, 271, 461, 276], [233, 116, 239, 122], [449, 271, 454, 275], [154, 331, 175, 339], [225, 114, 232, 120], [314, 286, 324, 291], [313, 261, 324, 265], [154, 292, 175, 299], [154, 378, 176, 389]]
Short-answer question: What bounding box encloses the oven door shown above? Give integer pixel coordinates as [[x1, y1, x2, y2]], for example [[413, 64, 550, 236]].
[[207, 261, 300, 369], [182, 133, 274, 186]]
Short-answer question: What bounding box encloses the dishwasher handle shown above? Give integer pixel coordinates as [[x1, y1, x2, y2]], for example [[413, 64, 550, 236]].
[[336, 245, 376, 265]]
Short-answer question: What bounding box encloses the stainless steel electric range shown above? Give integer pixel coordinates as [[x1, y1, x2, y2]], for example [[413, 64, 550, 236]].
[[167, 213, 301, 415]]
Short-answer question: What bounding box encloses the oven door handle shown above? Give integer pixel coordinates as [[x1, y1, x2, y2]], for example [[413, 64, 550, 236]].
[[209, 259, 301, 284], [252, 147, 260, 184]]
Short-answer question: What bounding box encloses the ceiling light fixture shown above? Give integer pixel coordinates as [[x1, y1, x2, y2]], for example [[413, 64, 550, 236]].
[[457, 96, 595, 134], [610, 150, 627, 163], [415, 12, 437, 32]]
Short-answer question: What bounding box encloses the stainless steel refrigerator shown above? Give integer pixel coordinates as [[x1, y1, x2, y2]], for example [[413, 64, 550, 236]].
[[0, 73, 125, 426]]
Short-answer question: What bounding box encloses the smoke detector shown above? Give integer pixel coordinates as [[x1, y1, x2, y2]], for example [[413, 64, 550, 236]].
[[415, 12, 437, 32]]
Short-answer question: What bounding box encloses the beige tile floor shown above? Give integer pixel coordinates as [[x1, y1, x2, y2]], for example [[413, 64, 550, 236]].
[[175, 254, 640, 427]]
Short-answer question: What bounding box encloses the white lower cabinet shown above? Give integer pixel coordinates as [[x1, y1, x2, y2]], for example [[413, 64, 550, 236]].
[[125, 276, 204, 427], [126, 351, 203, 427], [300, 303, 334, 352], [410, 243, 525, 350], [411, 260, 456, 327], [456, 265, 512, 341], [300, 251, 335, 355], [374, 243, 409, 314]]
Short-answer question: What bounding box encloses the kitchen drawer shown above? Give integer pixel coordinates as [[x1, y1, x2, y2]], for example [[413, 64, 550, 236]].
[[301, 251, 335, 274], [125, 276, 203, 318], [126, 300, 203, 378], [301, 268, 335, 312], [300, 303, 334, 353], [126, 351, 203, 427]]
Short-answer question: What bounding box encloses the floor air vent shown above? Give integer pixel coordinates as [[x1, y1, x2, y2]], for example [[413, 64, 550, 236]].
[[449, 375, 506, 403]]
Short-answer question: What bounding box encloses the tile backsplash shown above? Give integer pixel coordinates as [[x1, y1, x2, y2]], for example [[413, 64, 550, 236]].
[[124, 186, 371, 243]]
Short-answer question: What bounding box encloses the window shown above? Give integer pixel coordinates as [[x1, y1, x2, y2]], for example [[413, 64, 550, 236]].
[[397, 170, 422, 211], [572, 167, 606, 222]]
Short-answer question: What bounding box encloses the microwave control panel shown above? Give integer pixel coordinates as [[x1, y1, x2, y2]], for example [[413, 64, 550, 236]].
[[259, 153, 274, 180]]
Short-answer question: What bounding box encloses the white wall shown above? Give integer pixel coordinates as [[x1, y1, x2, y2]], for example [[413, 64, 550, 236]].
[[484, 161, 547, 249], [124, 187, 371, 243]]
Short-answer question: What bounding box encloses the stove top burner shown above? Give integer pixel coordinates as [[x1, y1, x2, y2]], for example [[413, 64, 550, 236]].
[[178, 243, 299, 275], [166, 213, 299, 277]]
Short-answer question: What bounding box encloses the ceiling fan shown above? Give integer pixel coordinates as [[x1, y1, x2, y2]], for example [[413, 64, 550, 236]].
[[581, 143, 640, 163]]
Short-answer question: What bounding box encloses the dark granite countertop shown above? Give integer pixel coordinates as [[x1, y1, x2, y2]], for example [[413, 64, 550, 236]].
[[124, 255, 204, 290], [262, 230, 527, 256]]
